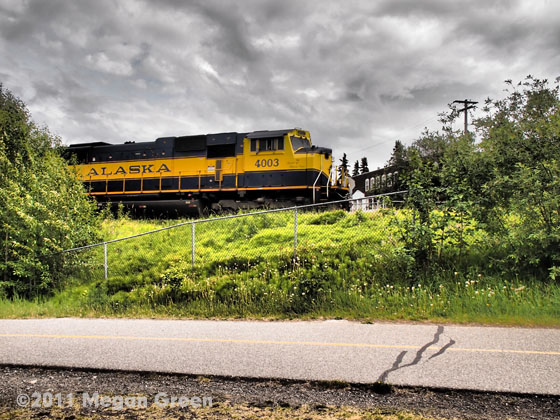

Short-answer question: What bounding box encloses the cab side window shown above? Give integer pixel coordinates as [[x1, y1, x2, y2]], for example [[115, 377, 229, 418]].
[[251, 137, 284, 152]]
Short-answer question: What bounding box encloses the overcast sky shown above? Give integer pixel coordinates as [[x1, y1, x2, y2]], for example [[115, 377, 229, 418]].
[[1, 0, 559, 169]]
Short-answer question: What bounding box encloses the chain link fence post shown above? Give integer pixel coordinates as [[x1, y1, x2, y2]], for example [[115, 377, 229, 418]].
[[294, 207, 298, 261], [3, 231, 8, 286], [103, 242, 108, 280], [191, 222, 195, 268]]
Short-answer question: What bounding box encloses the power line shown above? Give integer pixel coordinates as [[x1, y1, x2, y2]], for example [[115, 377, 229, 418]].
[[352, 114, 441, 155]]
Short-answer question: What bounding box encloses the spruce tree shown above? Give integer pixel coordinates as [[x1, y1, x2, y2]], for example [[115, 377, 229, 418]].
[[352, 160, 360, 177], [338, 153, 349, 179], [388, 140, 407, 168], [360, 157, 369, 174]]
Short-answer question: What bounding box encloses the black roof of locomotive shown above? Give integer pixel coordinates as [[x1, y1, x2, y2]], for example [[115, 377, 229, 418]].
[[66, 129, 302, 150], [67, 137, 171, 150], [246, 129, 297, 139]]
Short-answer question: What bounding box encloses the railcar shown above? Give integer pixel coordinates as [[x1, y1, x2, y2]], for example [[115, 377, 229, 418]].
[[66, 128, 350, 215]]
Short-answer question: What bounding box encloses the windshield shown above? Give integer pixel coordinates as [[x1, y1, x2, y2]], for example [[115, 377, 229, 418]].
[[290, 136, 310, 151]]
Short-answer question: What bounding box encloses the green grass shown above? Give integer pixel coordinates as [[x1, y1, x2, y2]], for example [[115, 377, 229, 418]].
[[1, 209, 559, 326]]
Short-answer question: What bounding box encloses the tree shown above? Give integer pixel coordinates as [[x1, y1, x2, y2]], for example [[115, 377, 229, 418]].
[[387, 140, 409, 190], [0, 84, 99, 298], [475, 77, 560, 206], [338, 153, 349, 180], [409, 130, 450, 163], [472, 76, 560, 273], [387, 140, 407, 168], [359, 157, 369, 174], [352, 160, 360, 177], [407, 76, 560, 277]]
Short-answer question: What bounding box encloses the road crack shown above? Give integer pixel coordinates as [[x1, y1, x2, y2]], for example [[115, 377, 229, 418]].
[[377, 326, 455, 383]]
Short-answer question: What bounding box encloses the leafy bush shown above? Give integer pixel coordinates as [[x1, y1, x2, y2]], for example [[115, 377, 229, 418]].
[[401, 77, 560, 280], [0, 85, 99, 298]]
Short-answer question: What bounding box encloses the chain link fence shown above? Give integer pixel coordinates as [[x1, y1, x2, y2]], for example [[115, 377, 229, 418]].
[[62, 194, 406, 285]]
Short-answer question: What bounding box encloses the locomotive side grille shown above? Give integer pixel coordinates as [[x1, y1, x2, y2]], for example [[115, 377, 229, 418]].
[[175, 135, 206, 152]]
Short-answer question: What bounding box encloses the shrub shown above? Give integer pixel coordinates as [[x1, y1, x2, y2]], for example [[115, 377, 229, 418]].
[[0, 85, 99, 298]]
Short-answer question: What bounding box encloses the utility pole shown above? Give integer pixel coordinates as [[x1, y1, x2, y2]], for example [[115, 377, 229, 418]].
[[453, 99, 478, 134]]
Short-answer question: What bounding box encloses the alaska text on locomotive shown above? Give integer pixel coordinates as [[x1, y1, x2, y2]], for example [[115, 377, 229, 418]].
[[86, 163, 171, 176]]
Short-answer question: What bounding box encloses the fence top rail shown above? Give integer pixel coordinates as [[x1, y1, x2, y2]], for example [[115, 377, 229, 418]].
[[61, 191, 408, 253]]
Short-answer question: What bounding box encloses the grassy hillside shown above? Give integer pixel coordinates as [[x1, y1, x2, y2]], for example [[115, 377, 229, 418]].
[[1, 208, 559, 325]]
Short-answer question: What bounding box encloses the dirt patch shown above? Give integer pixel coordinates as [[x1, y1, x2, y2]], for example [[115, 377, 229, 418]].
[[0, 365, 558, 419]]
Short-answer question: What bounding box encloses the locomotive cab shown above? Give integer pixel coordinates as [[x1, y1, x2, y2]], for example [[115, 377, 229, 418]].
[[242, 129, 338, 205]]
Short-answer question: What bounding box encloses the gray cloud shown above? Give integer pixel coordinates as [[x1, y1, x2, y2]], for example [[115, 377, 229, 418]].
[[0, 0, 559, 169]]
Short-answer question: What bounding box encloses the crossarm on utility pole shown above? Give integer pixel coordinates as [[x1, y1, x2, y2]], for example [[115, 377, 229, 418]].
[[453, 99, 478, 134]]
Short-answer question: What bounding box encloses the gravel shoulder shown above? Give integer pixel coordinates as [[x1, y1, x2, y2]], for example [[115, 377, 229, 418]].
[[0, 366, 558, 419]]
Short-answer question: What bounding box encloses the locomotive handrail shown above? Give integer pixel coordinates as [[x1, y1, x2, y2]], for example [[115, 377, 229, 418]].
[[312, 157, 323, 203]]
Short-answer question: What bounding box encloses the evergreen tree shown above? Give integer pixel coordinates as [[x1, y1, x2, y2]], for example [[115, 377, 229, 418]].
[[387, 140, 409, 190], [338, 153, 349, 179], [387, 140, 407, 168], [352, 160, 360, 177], [360, 157, 369, 174]]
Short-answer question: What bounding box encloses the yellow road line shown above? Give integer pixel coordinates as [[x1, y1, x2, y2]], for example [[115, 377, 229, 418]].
[[1, 333, 559, 356]]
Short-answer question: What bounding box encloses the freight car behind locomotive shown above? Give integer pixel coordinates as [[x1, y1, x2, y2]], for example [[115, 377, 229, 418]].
[[66, 128, 350, 215]]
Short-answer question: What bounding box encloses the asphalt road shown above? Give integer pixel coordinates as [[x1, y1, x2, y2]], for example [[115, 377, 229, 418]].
[[0, 318, 559, 395]]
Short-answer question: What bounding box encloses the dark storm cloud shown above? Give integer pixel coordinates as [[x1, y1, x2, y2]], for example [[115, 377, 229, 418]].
[[374, 0, 497, 18], [32, 80, 60, 99], [0, 0, 559, 168], [194, 4, 255, 61], [453, 9, 541, 53], [1, 0, 109, 44], [147, 0, 258, 62]]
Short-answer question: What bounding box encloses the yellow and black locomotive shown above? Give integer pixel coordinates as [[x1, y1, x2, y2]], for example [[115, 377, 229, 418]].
[[66, 128, 349, 215]]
